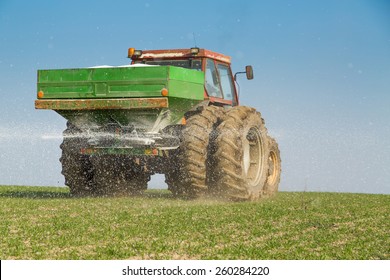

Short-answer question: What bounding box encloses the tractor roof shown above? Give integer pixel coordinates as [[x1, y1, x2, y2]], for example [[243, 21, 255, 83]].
[[129, 48, 231, 64]]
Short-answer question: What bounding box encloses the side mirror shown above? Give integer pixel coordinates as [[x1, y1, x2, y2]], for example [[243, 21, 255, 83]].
[[234, 65, 254, 81], [245, 65, 254, 80]]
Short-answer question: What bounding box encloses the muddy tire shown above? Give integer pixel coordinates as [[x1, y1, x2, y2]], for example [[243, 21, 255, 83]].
[[263, 137, 281, 197], [213, 106, 269, 200], [166, 105, 224, 198], [163, 127, 186, 197], [60, 122, 95, 196], [91, 155, 150, 196], [165, 160, 185, 197]]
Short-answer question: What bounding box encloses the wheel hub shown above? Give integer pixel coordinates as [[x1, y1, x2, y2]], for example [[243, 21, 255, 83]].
[[243, 127, 263, 186]]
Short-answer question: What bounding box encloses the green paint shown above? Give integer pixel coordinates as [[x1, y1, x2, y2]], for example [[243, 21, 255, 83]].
[[37, 66, 204, 100]]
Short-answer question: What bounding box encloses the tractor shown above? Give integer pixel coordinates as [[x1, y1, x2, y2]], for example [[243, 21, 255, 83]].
[[35, 47, 281, 200]]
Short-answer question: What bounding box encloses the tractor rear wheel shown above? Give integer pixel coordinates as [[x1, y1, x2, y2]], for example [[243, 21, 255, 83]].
[[263, 137, 281, 197], [166, 105, 224, 198], [213, 106, 269, 200], [60, 122, 95, 196]]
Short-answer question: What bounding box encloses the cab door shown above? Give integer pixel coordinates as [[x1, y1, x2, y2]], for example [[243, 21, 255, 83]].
[[204, 58, 238, 106]]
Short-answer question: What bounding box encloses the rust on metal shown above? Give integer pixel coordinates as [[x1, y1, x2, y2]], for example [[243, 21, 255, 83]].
[[80, 147, 165, 156], [208, 96, 233, 105], [136, 48, 231, 64], [35, 97, 168, 110]]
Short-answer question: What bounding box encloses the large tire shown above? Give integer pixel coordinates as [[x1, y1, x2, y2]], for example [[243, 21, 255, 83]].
[[60, 122, 95, 196], [91, 155, 150, 196], [165, 159, 184, 197], [163, 127, 186, 197], [166, 106, 224, 198], [213, 106, 269, 200], [263, 137, 281, 197]]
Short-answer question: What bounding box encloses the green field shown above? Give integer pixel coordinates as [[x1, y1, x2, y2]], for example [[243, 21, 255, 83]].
[[0, 185, 388, 260]]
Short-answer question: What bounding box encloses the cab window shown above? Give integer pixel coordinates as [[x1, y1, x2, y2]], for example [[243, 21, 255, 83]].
[[217, 64, 235, 102], [204, 59, 222, 98]]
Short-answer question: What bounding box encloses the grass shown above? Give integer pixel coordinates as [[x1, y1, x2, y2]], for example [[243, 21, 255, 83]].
[[0, 185, 389, 260]]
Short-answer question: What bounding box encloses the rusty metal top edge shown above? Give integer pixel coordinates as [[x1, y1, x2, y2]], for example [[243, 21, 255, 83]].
[[138, 49, 231, 64], [35, 97, 168, 110]]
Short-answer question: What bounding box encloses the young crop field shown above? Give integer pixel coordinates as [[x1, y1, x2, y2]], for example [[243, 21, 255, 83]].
[[0, 185, 389, 260]]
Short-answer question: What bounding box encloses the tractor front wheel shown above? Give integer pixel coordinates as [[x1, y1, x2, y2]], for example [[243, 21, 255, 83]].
[[263, 137, 281, 197]]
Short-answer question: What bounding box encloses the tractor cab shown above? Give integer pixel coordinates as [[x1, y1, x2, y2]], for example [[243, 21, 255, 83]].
[[128, 47, 252, 107]]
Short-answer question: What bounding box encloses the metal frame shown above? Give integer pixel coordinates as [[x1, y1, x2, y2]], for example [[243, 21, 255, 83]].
[[35, 97, 168, 110]]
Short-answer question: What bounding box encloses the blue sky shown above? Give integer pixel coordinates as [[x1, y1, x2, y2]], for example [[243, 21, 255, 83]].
[[0, 0, 389, 194]]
